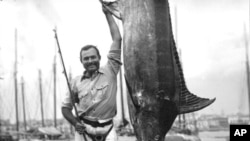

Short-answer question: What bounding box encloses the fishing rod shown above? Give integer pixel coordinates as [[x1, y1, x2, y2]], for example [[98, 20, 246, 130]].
[[53, 28, 79, 118], [53, 29, 88, 141]]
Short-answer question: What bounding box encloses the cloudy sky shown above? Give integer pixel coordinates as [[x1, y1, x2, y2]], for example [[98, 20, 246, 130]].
[[0, 0, 249, 123]]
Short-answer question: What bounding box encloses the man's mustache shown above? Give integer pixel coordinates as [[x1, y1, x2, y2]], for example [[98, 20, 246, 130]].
[[86, 61, 99, 67]]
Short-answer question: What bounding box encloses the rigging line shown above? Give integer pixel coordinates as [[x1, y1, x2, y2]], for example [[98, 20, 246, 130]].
[[57, 74, 62, 105], [33, 80, 41, 121], [7, 107, 14, 121], [5, 77, 15, 121], [238, 53, 247, 112], [0, 81, 11, 115], [6, 81, 15, 121], [43, 70, 53, 119], [57, 72, 66, 109], [23, 84, 31, 121], [1, 99, 12, 120]]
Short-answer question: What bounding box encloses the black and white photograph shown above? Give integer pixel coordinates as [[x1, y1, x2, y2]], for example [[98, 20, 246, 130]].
[[0, 0, 249, 141]]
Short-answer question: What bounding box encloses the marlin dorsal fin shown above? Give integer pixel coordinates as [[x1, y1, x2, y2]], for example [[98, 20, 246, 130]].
[[171, 38, 216, 114]]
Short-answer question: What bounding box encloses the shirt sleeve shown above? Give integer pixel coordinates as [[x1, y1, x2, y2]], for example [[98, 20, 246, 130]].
[[107, 49, 122, 75], [61, 92, 72, 109], [61, 79, 77, 110]]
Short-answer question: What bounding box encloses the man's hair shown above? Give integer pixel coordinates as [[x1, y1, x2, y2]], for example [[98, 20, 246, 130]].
[[79, 45, 101, 62]]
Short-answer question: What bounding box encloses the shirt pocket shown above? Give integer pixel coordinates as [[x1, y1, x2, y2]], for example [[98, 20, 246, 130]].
[[79, 91, 92, 110], [92, 82, 109, 103]]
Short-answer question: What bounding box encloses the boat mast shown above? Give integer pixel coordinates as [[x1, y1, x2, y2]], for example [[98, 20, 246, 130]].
[[53, 26, 58, 128], [53, 55, 57, 127], [39, 69, 45, 127], [244, 24, 250, 119], [14, 28, 19, 134], [21, 76, 27, 131]]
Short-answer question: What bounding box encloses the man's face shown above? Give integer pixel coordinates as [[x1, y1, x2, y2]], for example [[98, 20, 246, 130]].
[[81, 48, 100, 73]]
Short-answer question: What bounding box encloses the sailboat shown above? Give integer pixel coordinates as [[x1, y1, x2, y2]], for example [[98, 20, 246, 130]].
[[17, 30, 66, 141]]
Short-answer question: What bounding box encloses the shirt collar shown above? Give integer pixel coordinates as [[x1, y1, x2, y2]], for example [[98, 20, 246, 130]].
[[81, 68, 104, 81]]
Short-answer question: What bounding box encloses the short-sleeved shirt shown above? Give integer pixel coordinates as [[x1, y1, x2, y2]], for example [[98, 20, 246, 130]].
[[62, 49, 121, 121]]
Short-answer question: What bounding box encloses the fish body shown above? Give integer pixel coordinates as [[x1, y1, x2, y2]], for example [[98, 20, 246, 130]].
[[102, 0, 215, 141], [122, 1, 178, 141]]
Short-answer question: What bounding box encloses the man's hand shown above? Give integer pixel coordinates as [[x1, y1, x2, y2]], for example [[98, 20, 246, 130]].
[[75, 122, 86, 134], [102, 4, 110, 15]]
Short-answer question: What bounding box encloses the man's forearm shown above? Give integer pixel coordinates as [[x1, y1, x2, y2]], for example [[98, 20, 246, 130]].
[[105, 13, 122, 41], [61, 107, 79, 126]]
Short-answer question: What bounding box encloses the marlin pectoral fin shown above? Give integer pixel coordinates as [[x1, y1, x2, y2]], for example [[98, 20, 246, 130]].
[[101, 0, 122, 20]]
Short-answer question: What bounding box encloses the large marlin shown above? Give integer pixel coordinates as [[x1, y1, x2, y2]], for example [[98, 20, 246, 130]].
[[102, 0, 215, 141]]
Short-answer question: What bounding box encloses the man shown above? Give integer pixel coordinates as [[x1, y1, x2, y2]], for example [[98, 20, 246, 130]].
[[61, 2, 122, 141]]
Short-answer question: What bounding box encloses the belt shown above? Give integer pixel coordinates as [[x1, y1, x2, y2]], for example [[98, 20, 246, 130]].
[[79, 117, 112, 128]]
